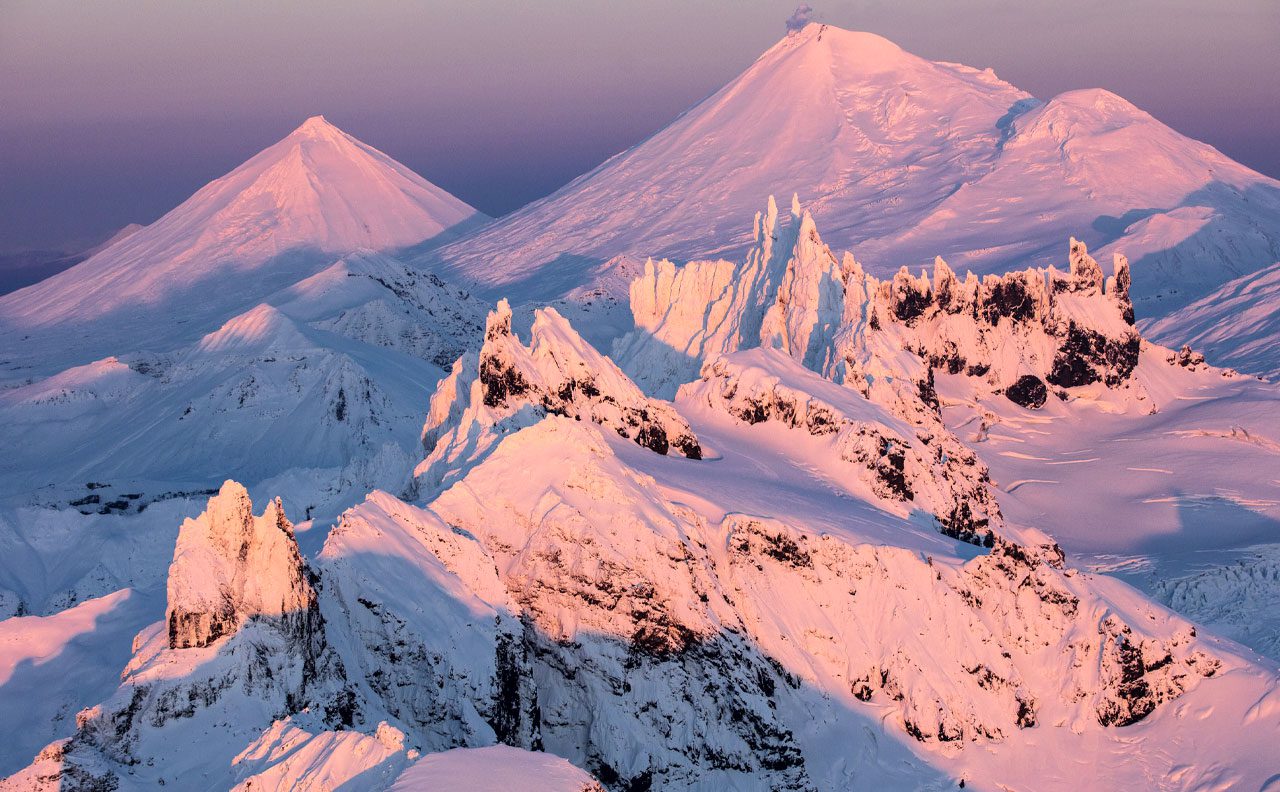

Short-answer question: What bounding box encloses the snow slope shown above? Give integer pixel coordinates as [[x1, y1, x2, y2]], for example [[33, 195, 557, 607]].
[[390, 745, 603, 792], [0, 251, 484, 521], [0, 116, 485, 377], [1143, 261, 1280, 380], [939, 354, 1280, 658], [431, 23, 1280, 375]]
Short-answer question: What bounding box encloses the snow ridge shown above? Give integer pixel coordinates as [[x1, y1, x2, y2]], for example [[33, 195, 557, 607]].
[[686, 350, 1002, 546], [414, 299, 700, 495]]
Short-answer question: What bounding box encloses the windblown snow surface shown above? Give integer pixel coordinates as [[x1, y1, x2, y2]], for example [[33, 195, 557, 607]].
[[3, 23, 1280, 792]]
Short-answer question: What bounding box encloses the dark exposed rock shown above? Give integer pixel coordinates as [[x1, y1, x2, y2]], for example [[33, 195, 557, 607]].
[[1016, 695, 1037, 728], [1097, 639, 1157, 726], [1169, 344, 1205, 370], [1005, 375, 1047, 409], [733, 519, 813, 569], [733, 396, 770, 425], [980, 275, 1038, 324], [633, 420, 670, 455], [479, 354, 531, 408], [874, 439, 914, 501], [491, 629, 541, 745], [1047, 323, 1139, 389], [445, 301, 701, 461], [333, 386, 347, 422], [917, 368, 941, 416], [671, 435, 703, 460], [167, 609, 236, 651], [889, 269, 933, 324], [939, 501, 993, 547]]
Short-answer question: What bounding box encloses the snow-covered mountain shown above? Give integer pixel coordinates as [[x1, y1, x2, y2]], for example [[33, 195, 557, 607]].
[[616, 196, 1280, 660], [2, 25, 1280, 792], [430, 23, 1280, 377], [0, 116, 493, 520], [412, 298, 702, 497], [10, 227, 1280, 788], [0, 116, 486, 377], [7, 198, 1280, 791]]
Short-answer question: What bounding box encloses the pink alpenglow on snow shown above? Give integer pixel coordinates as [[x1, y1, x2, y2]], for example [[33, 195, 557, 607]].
[[3, 17, 1280, 792]]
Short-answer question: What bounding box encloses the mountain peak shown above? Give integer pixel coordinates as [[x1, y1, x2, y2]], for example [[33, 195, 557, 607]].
[[290, 114, 345, 141], [772, 22, 911, 72], [1044, 88, 1145, 120], [195, 303, 310, 355], [166, 481, 317, 650], [0, 112, 484, 351], [434, 21, 1030, 299]]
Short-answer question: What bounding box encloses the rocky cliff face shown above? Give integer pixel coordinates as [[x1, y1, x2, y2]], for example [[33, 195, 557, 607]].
[[166, 480, 319, 649], [361, 416, 1222, 787], [14, 485, 344, 791], [854, 238, 1140, 408], [617, 195, 847, 399]]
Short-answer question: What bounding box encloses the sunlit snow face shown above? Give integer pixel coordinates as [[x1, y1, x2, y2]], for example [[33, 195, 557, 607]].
[[2, 0, 1277, 256]]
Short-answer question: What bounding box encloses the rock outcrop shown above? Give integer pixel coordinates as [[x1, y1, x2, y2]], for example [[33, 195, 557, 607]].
[[858, 241, 1140, 400], [166, 480, 318, 650], [413, 300, 700, 495], [616, 198, 1146, 420], [685, 350, 1001, 545], [19, 485, 342, 790]]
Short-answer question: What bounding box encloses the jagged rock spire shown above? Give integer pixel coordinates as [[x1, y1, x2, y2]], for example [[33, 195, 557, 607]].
[[619, 198, 1145, 415], [166, 481, 318, 649]]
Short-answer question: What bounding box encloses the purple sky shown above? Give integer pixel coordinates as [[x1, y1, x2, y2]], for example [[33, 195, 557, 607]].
[[2, 0, 1278, 255]]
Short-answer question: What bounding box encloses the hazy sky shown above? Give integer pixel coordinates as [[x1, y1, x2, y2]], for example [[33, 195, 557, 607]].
[[2, 0, 1278, 254]]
